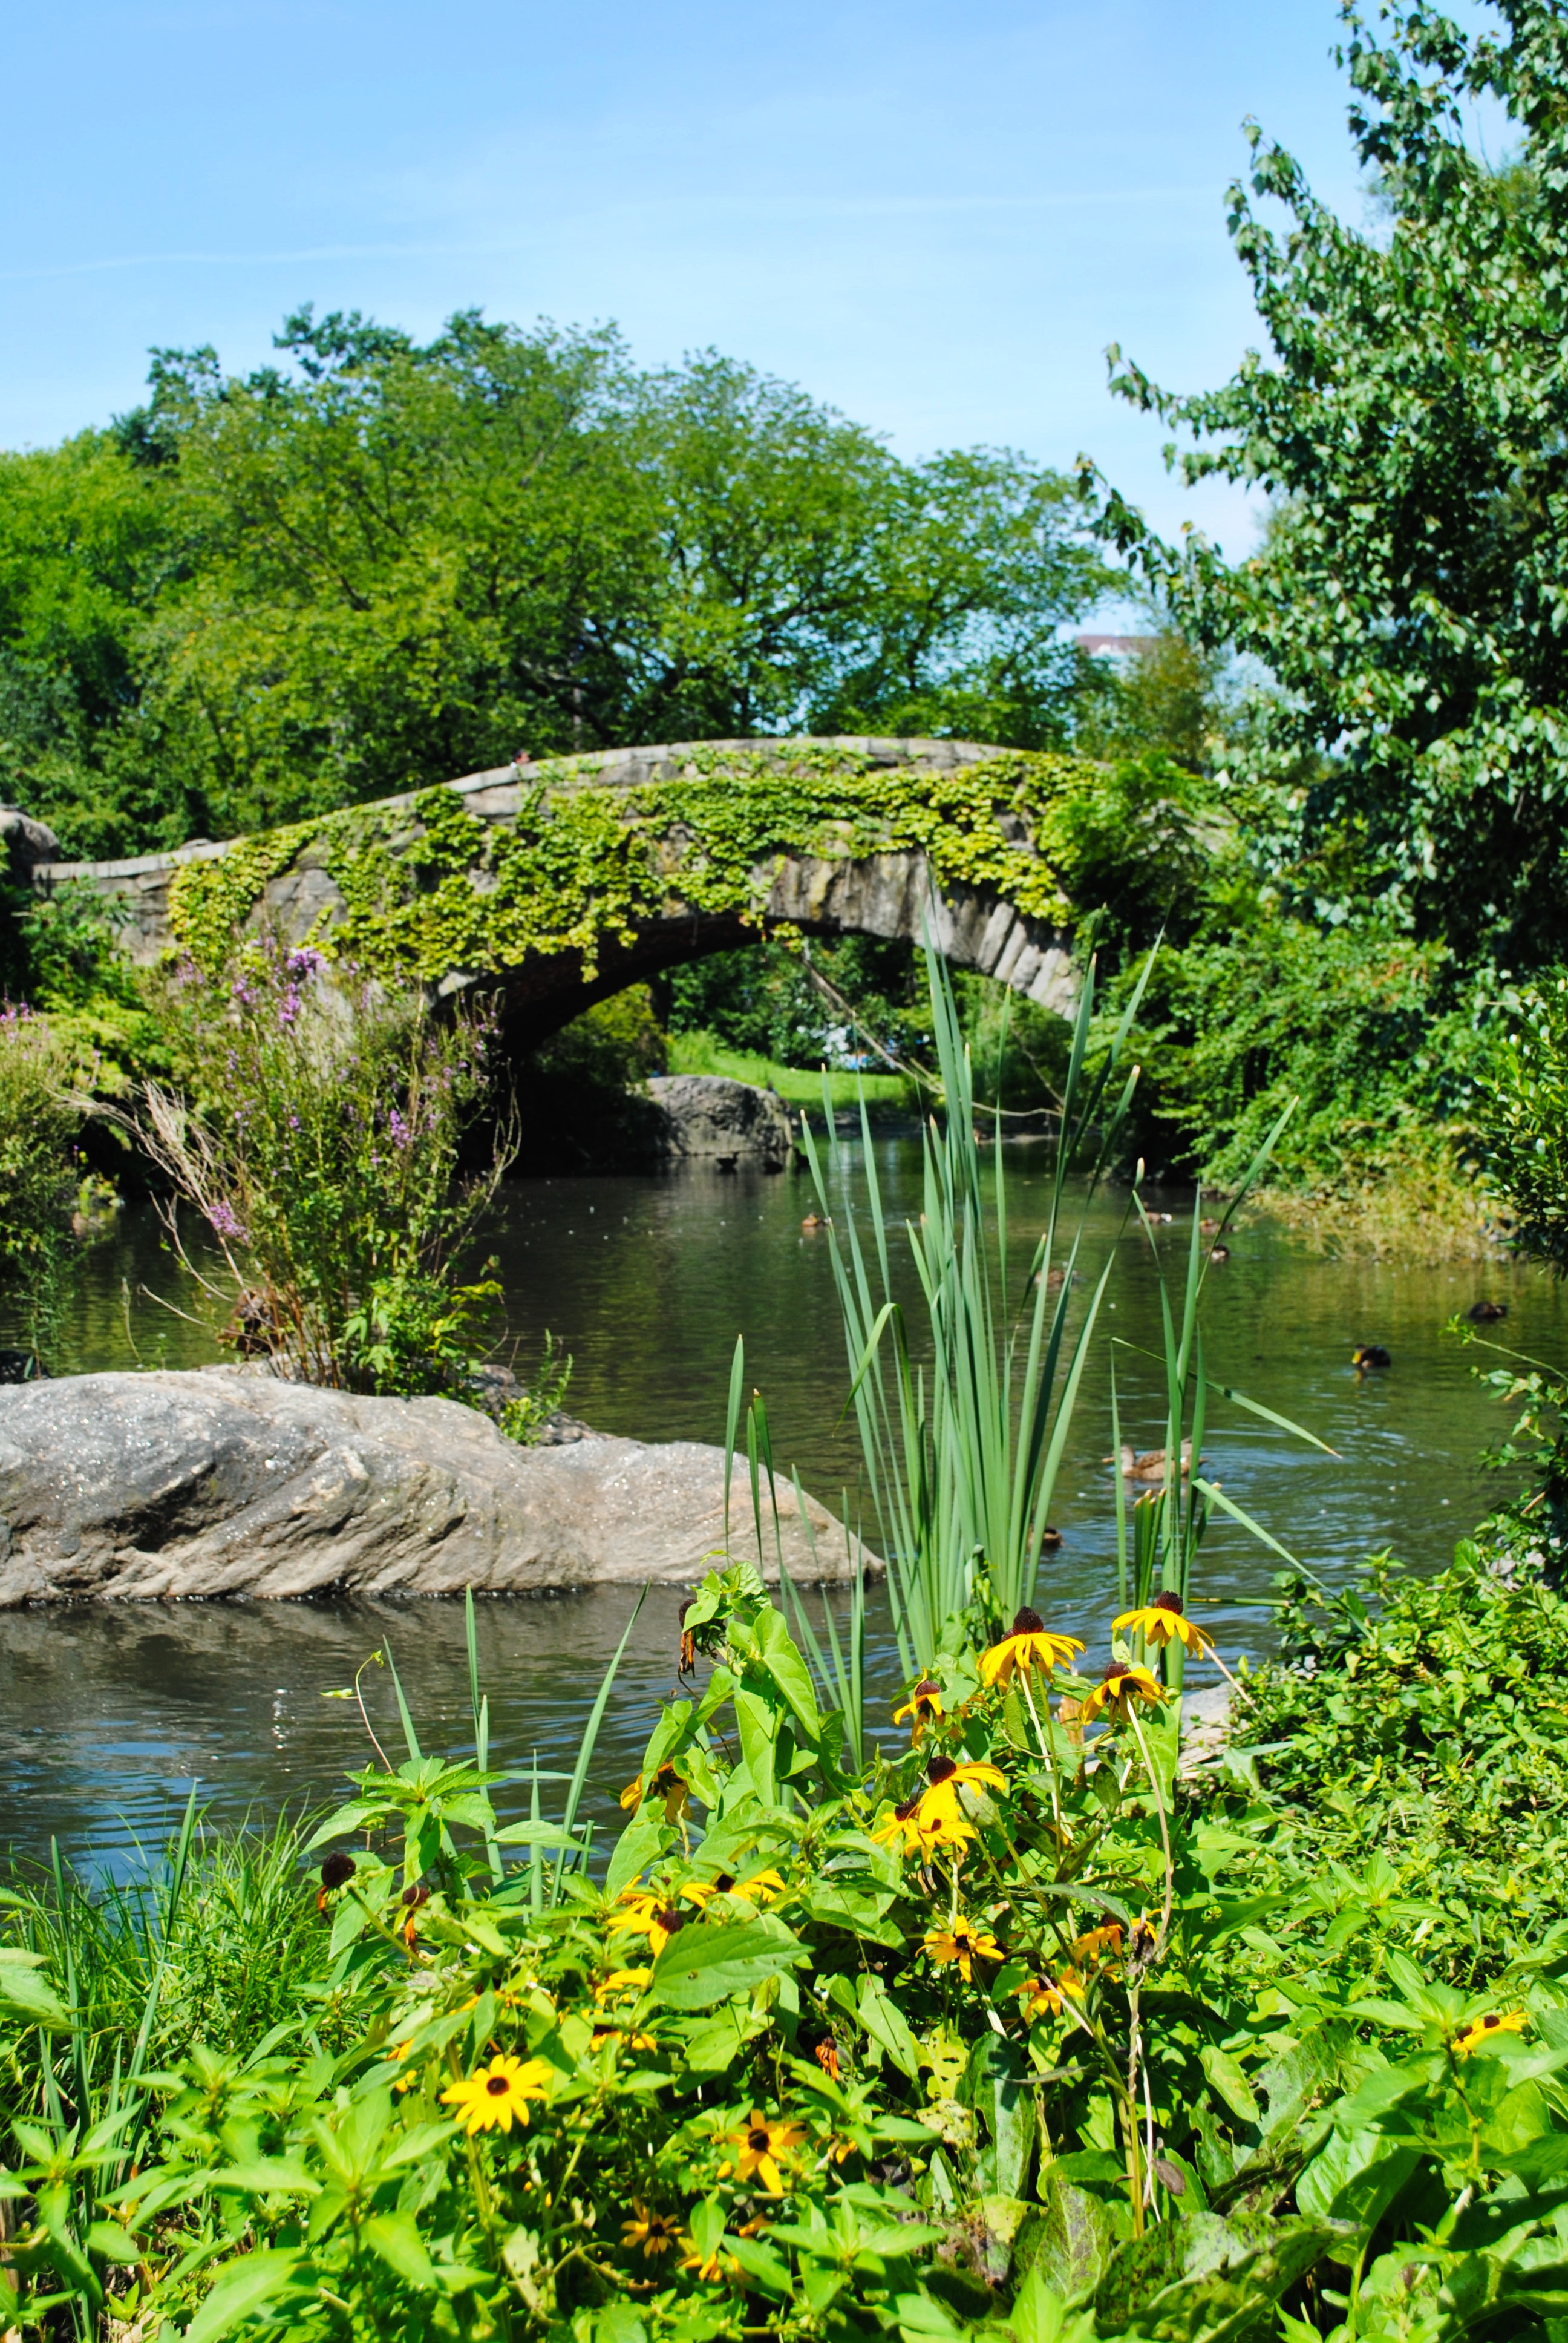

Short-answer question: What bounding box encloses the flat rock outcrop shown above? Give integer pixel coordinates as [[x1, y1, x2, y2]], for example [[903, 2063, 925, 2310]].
[[647, 1074, 794, 1166], [0, 1369, 871, 1604]]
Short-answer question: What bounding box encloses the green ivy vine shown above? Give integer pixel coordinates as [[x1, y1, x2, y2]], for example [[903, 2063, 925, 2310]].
[[166, 741, 1096, 979]]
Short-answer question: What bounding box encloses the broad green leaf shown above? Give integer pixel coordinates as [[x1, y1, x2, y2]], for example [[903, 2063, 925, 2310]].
[[0, 1950, 67, 2027], [1200, 2043, 1262, 2126], [647, 1914, 806, 2010], [183, 2249, 302, 2343]]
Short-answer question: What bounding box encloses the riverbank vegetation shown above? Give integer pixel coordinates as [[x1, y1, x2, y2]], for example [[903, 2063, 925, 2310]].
[[5, 957, 1568, 2341]]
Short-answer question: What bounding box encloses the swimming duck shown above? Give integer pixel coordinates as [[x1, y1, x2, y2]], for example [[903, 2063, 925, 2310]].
[[800, 1213, 828, 1232], [1209, 1244, 1230, 1262], [1353, 1344, 1392, 1372], [1466, 1300, 1508, 1323], [1108, 1440, 1196, 1481]]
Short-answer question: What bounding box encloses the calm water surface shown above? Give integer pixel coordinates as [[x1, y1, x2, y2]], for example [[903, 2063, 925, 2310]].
[[8, 1142, 1565, 1875]]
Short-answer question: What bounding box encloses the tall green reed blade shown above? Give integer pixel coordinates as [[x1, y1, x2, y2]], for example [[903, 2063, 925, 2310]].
[[552, 1585, 648, 1906], [802, 938, 1142, 1671], [378, 1639, 423, 1764], [776, 1467, 869, 1773], [724, 1334, 746, 1555], [465, 1588, 503, 1884], [1114, 1097, 1336, 1699]]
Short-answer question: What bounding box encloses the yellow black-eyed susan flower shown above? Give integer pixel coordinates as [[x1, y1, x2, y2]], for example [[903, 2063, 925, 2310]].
[[440, 2053, 552, 2135], [623, 2203, 681, 2258], [893, 1679, 946, 1740], [915, 1752, 1008, 1836], [1112, 1590, 1213, 1657], [1081, 1662, 1165, 1723], [979, 1608, 1085, 1689], [1453, 2009, 1527, 2055], [594, 1967, 652, 2002], [923, 1918, 1003, 1982], [607, 1888, 689, 1953], [729, 2109, 806, 2195], [618, 1763, 688, 1823], [871, 1791, 975, 1861], [1015, 1975, 1064, 2021]]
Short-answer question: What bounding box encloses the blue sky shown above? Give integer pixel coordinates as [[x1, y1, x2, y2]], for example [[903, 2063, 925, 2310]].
[[4, 2, 1406, 559]]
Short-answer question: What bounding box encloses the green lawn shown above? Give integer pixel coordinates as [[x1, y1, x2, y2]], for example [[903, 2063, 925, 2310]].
[[665, 1026, 918, 1111]]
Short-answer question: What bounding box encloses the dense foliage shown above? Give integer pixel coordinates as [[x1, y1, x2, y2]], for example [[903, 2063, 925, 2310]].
[[1475, 972, 1568, 1275], [1091, 0, 1568, 968], [0, 315, 1111, 860], [137, 940, 510, 1393], [0, 1006, 94, 1358], [10, 1530, 1568, 2341]]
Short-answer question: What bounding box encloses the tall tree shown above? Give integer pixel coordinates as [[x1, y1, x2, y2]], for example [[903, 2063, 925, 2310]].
[[0, 309, 1109, 855], [1090, 0, 1568, 966]]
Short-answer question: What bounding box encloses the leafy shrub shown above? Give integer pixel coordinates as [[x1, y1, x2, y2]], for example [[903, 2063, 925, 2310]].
[[11, 1535, 1568, 2342], [0, 1004, 84, 1356], [139, 939, 511, 1394], [500, 1331, 575, 1446], [1100, 917, 1508, 1251], [1477, 969, 1568, 1275], [1229, 1545, 1568, 1990]]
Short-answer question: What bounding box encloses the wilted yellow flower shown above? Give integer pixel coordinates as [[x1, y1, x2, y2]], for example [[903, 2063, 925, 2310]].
[[1081, 1663, 1165, 1723], [893, 1679, 946, 1740]]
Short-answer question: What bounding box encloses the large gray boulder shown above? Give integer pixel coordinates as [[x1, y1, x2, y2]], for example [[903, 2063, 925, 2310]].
[[647, 1075, 794, 1167], [0, 1369, 871, 1604], [0, 805, 61, 875]]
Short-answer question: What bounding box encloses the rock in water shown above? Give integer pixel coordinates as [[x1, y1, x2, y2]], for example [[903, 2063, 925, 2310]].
[[646, 1075, 794, 1167], [0, 1369, 872, 1603]]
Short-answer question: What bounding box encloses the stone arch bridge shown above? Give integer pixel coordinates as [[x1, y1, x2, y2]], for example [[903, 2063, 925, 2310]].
[[30, 736, 1087, 1046]]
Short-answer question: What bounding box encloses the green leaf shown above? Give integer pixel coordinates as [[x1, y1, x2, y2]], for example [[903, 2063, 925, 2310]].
[[647, 1914, 807, 2010], [208, 2160, 321, 2197], [83, 2220, 144, 2264], [364, 2211, 439, 2289], [1199, 2043, 1262, 2126], [183, 2249, 302, 2342], [752, 1604, 823, 1738], [0, 1949, 68, 2027]]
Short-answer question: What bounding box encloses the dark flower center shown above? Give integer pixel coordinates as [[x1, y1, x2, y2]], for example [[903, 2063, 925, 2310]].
[[1153, 1592, 1183, 1614], [657, 1907, 685, 1935], [926, 1755, 958, 1784], [748, 2128, 771, 2151], [1482, 2013, 1501, 2030], [915, 1679, 940, 1700], [400, 1884, 428, 1910], [1102, 1662, 1126, 1682], [486, 2074, 511, 2096], [319, 1852, 356, 1890], [893, 1794, 923, 1820], [713, 1873, 736, 1892], [1011, 1607, 1046, 1636]]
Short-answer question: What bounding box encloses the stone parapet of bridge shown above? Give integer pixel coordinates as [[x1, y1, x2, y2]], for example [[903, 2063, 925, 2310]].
[[30, 735, 1083, 1042]]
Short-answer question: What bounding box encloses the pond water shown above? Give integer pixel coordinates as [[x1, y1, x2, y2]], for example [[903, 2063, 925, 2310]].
[[8, 1139, 1565, 1876]]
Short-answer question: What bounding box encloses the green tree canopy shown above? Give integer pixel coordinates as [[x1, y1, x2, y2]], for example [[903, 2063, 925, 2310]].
[[0, 309, 1110, 857], [1091, 0, 1568, 967]]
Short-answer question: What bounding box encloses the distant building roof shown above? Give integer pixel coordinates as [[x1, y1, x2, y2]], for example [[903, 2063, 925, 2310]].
[[1075, 634, 1159, 659]]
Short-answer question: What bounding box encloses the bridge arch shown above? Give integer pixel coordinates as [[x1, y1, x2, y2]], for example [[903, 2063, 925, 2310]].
[[33, 736, 1087, 1044]]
